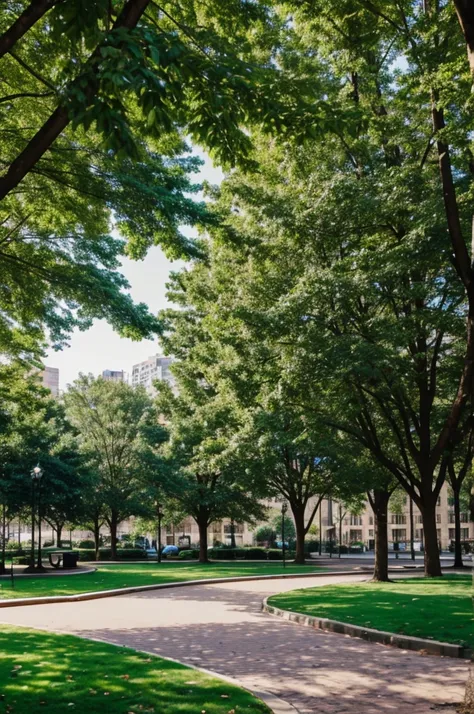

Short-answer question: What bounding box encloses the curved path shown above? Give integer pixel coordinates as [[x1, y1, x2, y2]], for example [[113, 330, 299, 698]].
[[0, 573, 469, 713]]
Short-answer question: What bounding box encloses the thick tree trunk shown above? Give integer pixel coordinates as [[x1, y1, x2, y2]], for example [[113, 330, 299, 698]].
[[371, 490, 390, 582], [56, 524, 62, 548], [197, 516, 209, 564], [453, 0, 474, 76], [292, 504, 306, 564], [421, 504, 442, 576], [452, 484, 464, 568]]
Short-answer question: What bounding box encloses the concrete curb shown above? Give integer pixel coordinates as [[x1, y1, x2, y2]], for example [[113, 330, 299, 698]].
[[262, 598, 473, 660], [0, 569, 365, 608]]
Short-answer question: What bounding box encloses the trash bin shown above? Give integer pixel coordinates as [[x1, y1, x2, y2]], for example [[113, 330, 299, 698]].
[[62, 551, 79, 569]]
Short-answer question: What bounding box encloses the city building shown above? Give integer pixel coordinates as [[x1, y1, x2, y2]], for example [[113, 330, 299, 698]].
[[102, 369, 125, 382], [131, 354, 175, 395], [38, 366, 59, 397], [316, 482, 473, 551]]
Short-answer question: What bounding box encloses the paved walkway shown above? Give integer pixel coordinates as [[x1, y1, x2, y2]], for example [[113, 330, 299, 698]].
[[0, 573, 469, 713]]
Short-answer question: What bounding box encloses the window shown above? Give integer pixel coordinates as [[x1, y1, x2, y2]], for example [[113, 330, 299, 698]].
[[460, 513, 469, 523], [224, 523, 244, 534], [391, 514, 406, 525], [436, 513, 441, 524], [369, 529, 374, 537], [415, 515, 423, 524], [392, 528, 407, 541], [349, 529, 362, 542], [437, 496, 441, 506], [449, 528, 470, 540], [415, 529, 422, 540], [369, 516, 374, 526], [349, 515, 362, 526], [448, 512, 455, 524]]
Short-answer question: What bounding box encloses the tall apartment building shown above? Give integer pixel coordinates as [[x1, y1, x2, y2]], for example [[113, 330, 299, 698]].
[[38, 366, 59, 397], [131, 354, 175, 395], [102, 369, 125, 382]]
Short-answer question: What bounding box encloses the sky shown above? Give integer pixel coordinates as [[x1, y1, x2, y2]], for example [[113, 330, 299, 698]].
[[45, 149, 224, 391]]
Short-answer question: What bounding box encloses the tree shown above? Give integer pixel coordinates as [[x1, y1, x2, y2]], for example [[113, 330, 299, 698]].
[[446, 432, 473, 568], [64, 375, 155, 559], [156, 378, 266, 563]]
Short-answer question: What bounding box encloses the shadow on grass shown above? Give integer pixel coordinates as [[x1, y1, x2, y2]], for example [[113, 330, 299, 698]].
[[0, 626, 270, 714], [269, 575, 473, 647]]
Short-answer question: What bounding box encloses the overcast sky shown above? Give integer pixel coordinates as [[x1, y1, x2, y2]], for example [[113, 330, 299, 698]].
[[45, 149, 224, 391]]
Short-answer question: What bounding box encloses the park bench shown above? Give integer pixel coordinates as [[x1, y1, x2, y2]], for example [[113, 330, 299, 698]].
[[48, 551, 79, 569]]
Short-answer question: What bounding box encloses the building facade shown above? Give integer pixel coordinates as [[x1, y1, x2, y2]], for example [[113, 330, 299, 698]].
[[38, 366, 59, 397], [131, 354, 175, 395], [317, 482, 473, 551], [102, 369, 125, 382]]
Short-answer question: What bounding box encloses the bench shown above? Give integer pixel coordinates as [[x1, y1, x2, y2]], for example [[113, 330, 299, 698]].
[[48, 551, 79, 569]]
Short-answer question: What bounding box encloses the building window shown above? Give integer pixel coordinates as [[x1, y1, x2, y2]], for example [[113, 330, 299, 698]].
[[460, 512, 469, 523], [392, 528, 407, 541], [349, 529, 362, 542], [437, 496, 441, 506], [369, 529, 374, 537], [391, 514, 406, 525], [436, 513, 441, 524], [415, 529, 422, 540], [449, 528, 470, 540], [349, 515, 362, 526], [415, 515, 423, 524], [448, 512, 455, 524]]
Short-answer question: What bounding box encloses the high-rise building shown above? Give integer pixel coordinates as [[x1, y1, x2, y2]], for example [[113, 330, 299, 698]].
[[102, 369, 125, 382], [38, 366, 59, 397], [131, 354, 175, 395]]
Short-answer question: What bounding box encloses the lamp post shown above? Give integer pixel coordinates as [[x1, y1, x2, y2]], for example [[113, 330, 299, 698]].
[[32, 465, 45, 571], [156, 502, 163, 564], [281, 501, 288, 569]]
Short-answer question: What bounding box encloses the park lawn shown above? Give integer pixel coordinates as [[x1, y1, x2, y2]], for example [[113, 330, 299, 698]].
[[0, 625, 270, 714], [268, 575, 473, 648], [0, 561, 322, 600]]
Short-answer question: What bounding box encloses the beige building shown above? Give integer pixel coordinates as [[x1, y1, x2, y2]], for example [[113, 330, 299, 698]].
[[317, 483, 473, 551], [38, 365, 59, 397]]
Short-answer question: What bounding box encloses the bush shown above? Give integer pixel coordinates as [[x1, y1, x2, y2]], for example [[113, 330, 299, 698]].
[[208, 548, 236, 560], [178, 549, 199, 560], [304, 540, 320, 554], [267, 549, 283, 560], [77, 548, 145, 561], [243, 547, 267, 560], [77, 539, 95, 549]]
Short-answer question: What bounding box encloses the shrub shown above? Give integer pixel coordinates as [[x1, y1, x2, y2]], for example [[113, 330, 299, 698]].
[[243, 547, 267, 560], [178, 549, 199, 560], [77, 548, 145, 561], [304, 540, 320, 554], [208, 548, 235, 560], [267, 549, 283, 560], [77, 539, 95, 549]]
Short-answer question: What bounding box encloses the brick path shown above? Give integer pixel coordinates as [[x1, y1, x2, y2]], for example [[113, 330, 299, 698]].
[[0, 573, 469, 713]]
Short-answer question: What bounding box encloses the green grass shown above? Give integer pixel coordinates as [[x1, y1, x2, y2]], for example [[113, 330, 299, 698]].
[[268, 575, 473, 648], [0, 561, 322, 600], [0, 625, 270, 714]]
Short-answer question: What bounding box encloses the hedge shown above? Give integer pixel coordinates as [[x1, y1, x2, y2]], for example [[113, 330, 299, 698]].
[[178, 549, 200, 560], [77, 548, 145, 561]]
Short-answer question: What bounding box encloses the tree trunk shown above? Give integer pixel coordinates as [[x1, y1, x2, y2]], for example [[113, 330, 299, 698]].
[[197, 514, 209, 564], [292, 504, 306, 564], [56, 524, 62, 548], [421, 504, 442, 576], [93, 521, 101, 561], [452, 484, 464, 568], [109, 515, 118, 560], [371, 490, 390, 582]]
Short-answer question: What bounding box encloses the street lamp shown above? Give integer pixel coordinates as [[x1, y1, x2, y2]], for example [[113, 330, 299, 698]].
[[25, 464, 43, 573], [156, 502, 163, 564], [281, 501, 288, 569]]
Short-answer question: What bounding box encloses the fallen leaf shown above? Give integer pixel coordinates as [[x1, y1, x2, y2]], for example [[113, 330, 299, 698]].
[[121, 674, 130, 680]]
